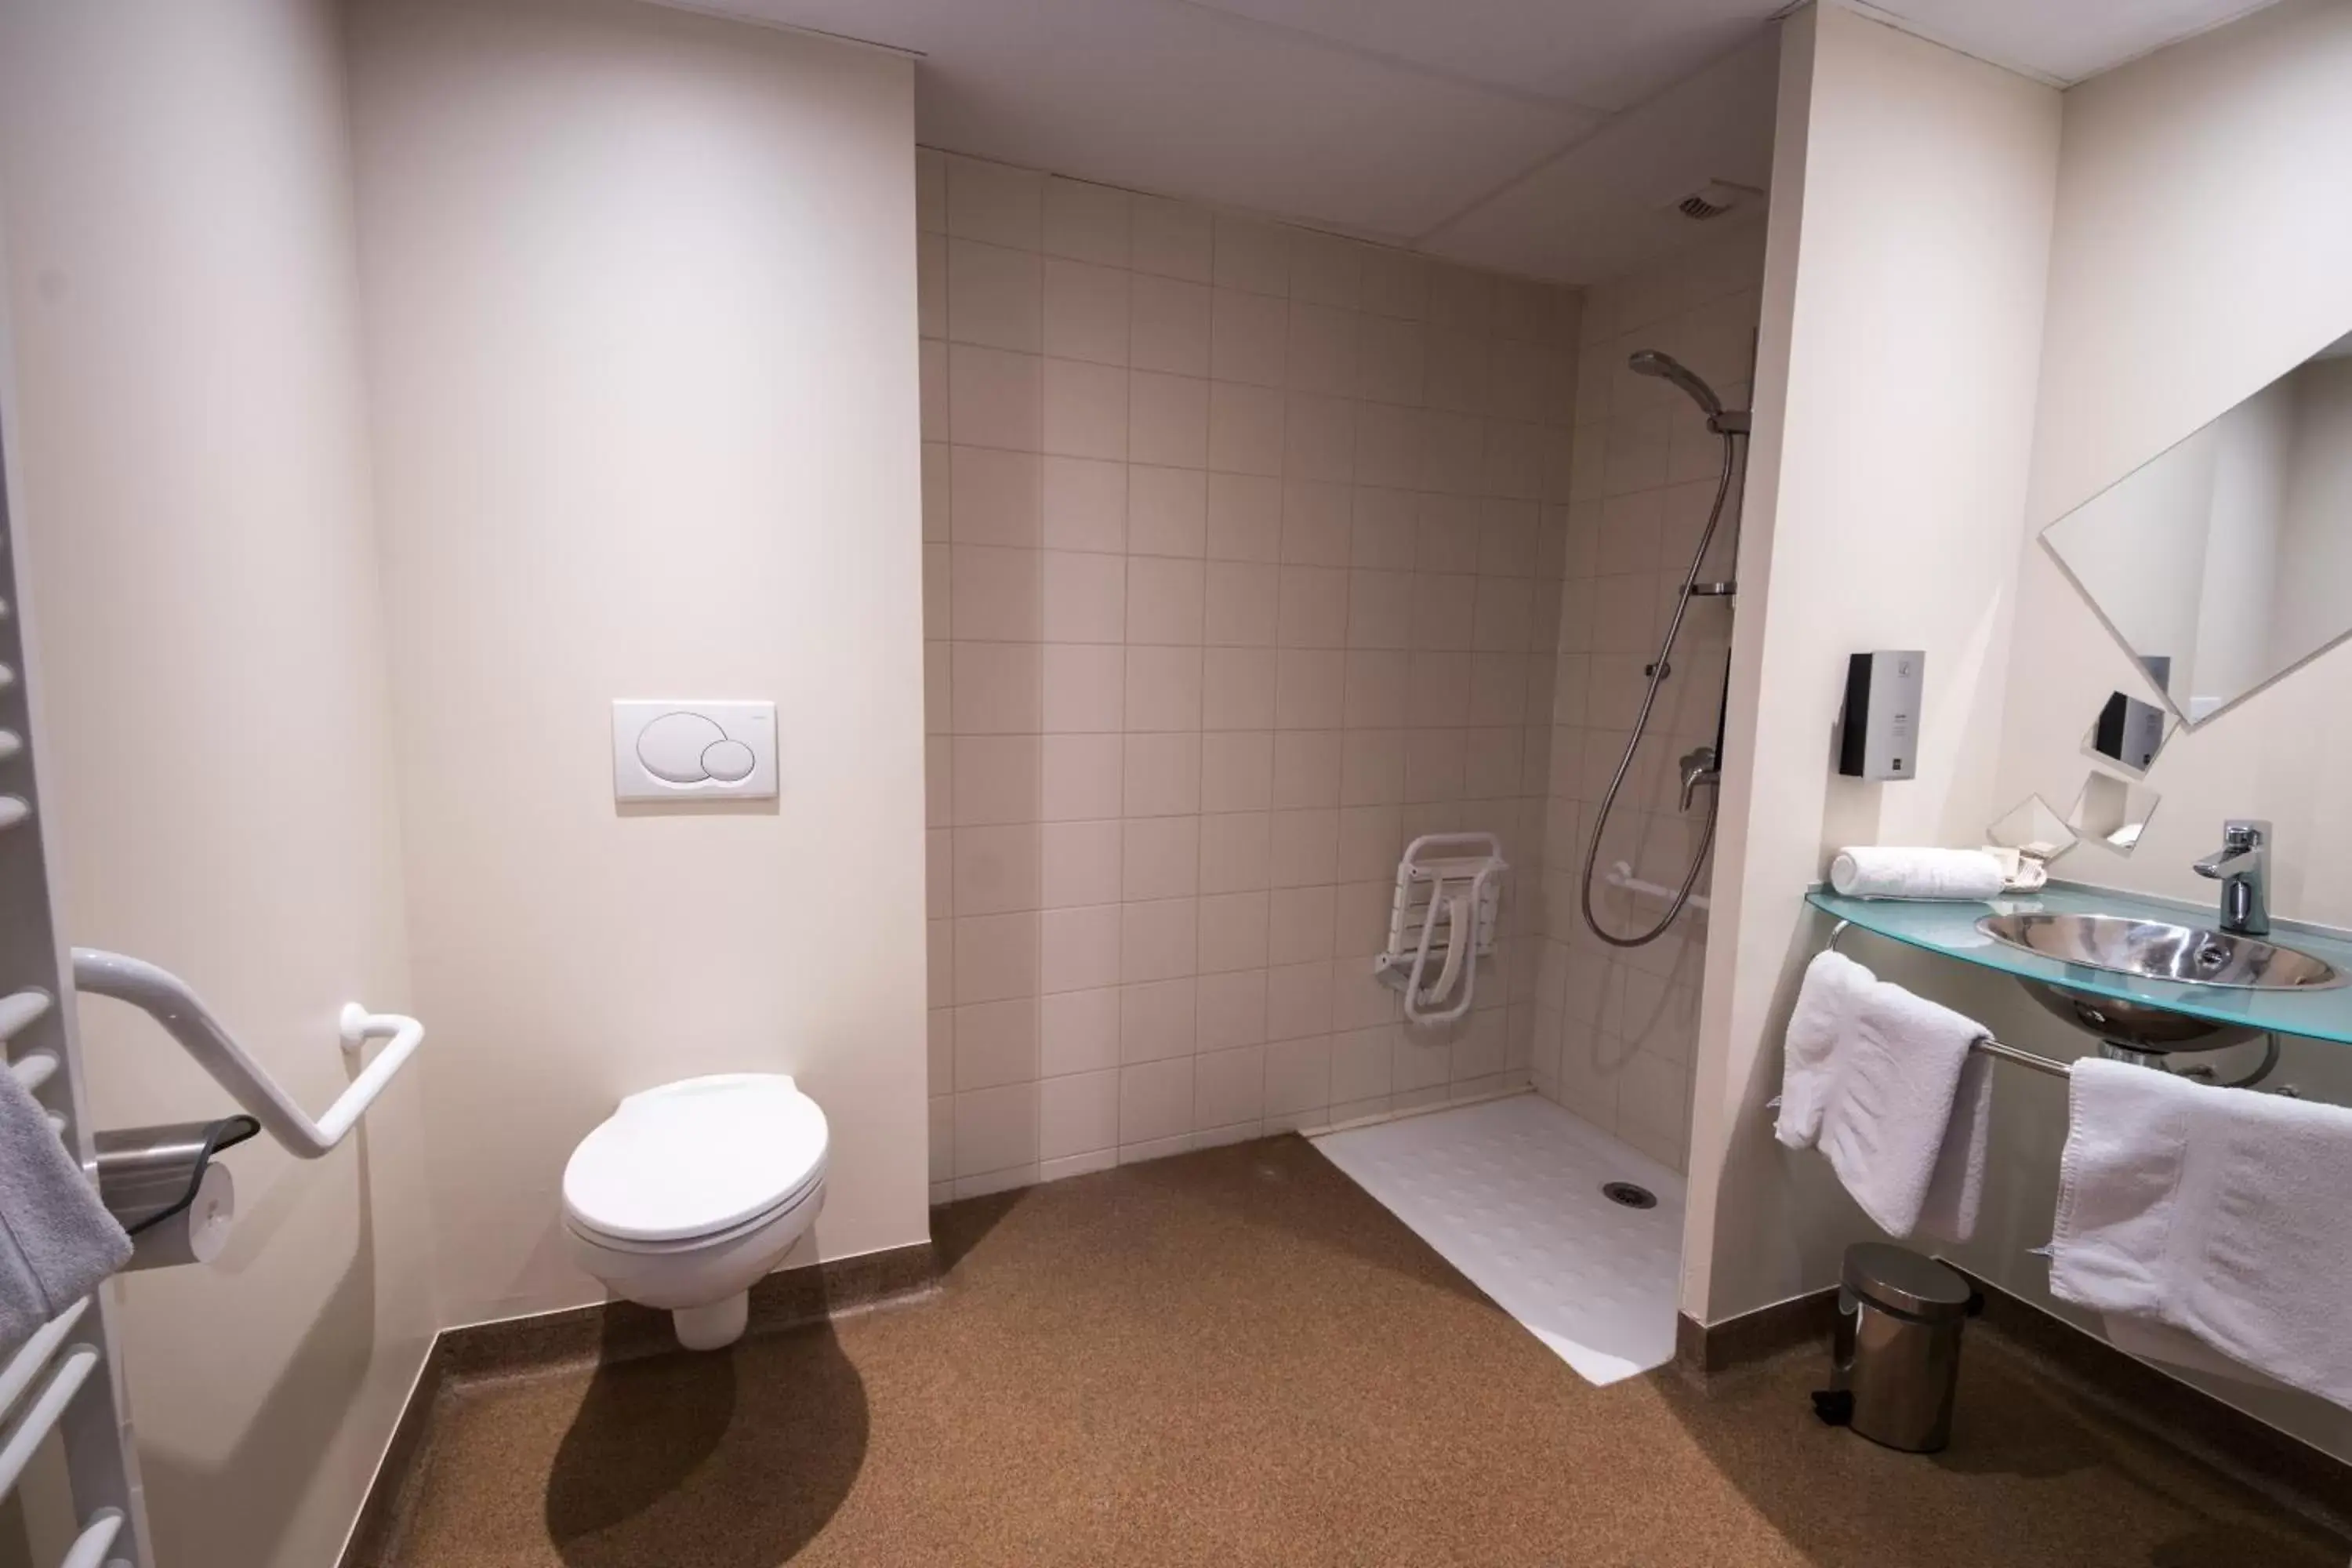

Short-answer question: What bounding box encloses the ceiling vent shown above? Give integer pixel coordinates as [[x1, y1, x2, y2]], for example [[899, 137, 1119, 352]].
[[1673, 180, 1759, 221]]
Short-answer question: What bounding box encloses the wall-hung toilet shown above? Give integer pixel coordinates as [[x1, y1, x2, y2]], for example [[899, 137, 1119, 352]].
[[562, 1073, 829, 1350]]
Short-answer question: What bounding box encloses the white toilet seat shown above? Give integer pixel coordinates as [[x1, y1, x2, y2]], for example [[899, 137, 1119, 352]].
[[564, 1072, 829, 1244], [564, 1157, 826, 1255]]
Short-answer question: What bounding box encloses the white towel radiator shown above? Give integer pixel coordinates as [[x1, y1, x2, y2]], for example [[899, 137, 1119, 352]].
[[0, 453, 148, 1566]]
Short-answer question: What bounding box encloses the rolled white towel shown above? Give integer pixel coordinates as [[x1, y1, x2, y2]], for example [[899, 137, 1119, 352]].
[[1828, 847, 2004, 902]]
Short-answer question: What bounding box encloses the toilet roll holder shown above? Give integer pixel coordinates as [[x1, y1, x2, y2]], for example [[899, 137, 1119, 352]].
[[96, 1113, 258, 1271]]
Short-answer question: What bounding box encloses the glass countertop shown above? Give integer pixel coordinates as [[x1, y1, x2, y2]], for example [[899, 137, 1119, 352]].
[[1806, 883, 2352, 1047]]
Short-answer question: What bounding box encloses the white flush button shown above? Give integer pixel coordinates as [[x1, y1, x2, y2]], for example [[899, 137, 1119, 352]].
[[637, 712, 727, 782], [612, 701, 777, 801], [700, 739, 756, 782]]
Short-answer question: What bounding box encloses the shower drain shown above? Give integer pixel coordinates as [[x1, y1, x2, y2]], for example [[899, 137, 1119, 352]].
[[1602, 1181, 1657, 1210]]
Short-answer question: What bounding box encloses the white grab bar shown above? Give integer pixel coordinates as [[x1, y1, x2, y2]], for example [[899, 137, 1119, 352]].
[[71, 949, 423, 1160], [1604, 859, 1711, 915]]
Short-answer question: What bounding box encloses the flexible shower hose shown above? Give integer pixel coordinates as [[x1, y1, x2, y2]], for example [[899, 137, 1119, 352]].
[[1578, 426, 1745, 949]]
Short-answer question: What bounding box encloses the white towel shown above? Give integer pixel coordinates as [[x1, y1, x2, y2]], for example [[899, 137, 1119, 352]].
[[1915, 1050, 1992, 1245], [1814, 981, 1989, 1240], [2100, 1314, 2289, 1394], [1776, 949, 1873, 1149], [2049, 1058, 2352, 1409], [1828, 847, 2005, 902], [0, 1065, 132, 1356]]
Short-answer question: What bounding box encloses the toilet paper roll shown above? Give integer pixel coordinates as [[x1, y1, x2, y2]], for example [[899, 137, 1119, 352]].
[[127, 1162, 235, 1272]]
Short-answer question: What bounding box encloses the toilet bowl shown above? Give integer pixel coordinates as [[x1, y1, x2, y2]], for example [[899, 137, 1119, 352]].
[[562, 1073, 829, 1350]]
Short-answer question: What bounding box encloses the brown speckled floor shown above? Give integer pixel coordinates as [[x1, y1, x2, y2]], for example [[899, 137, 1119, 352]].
[[384, 1135, 2342, 1566]]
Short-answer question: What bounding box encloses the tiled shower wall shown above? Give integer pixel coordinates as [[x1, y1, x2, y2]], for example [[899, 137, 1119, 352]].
[[917, 150, 1583, 1201], [1530, 220, 1768, 1174]]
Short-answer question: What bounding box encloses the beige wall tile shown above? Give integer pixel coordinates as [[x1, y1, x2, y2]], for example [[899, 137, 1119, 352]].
[[949, 238, 1043, 352], [1040, 819, 1123, 909], [1199, 810, 1272, 895], [1123, 731, 1201, 816], [1203, 647, 1279, 730], [1043, 176, 1130, 267], [1040, 986, 1121, 1076], [1041, 549, 1127, 644], [1129, 274, 1213, 376], [1119, 1055, 1196, 1143], [1126, 556, 1207, 644], [1129, 370, 1210, 467], [1044, 256, 1131, 365], [1128, 465, 1208, 557], [1124, 644, 1203, 731], [1120, 898, 1199, 983], [1200, 730, 1274, 812], [947, 154, 1042, 249], [1214, 212, 1290, 296], [1206, 473, 1283, 562], [1130, 196, 1213, 283], [952, 445, 1044, 546], [1197, 891, 1271, 974], [1209, 380, 1286, 477], [1210, 289, 1288, 387], [1122, 815, 1200, 901], [1044, 358, 1130, 459]]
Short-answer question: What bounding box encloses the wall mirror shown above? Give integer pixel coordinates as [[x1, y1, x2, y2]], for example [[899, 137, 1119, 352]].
[[2042, 328, 2352, 725], [2082, 689, 2171, 777], [2065, 773, 2161, 856], [1987, 793, 2077, 862]]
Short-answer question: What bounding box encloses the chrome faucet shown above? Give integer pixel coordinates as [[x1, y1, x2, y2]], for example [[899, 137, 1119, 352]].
[[2192, 818, 2270, 935], [1677, 745, 1720, 812]]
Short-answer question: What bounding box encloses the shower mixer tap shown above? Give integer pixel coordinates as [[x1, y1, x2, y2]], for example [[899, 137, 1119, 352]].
[[1678, 746, 1720, 812]]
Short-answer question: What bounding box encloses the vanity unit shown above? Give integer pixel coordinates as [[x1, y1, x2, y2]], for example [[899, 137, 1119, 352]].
[[1808, 882, 2352, 1087]]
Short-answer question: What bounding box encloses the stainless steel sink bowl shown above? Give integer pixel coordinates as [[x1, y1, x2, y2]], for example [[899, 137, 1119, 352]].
[[1976, 911, 2343, 1052]]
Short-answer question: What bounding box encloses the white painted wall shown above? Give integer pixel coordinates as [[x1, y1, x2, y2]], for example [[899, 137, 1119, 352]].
[[347, 0, 931, 1324], [1682, 2, 2060, 1322], [1976, 0, 2352, 1463], [0, 2, 437, 1564], [1994, 0, 2352, 929]]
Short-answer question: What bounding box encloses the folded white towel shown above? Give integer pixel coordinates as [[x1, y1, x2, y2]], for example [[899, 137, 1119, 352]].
[[2049, 1058, 2352, 1409], [1776, 949, 1874, 1149], [0, 1065, 132, 1356], [1816, 980, 1988, 1240], [1828, 847, 2005, 902], [1915, 1050, 1993, 1245]]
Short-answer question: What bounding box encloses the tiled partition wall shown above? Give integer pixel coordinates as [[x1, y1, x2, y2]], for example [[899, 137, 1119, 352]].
[[917, 150, 1583, 1200], [1529, 220, 1768, 1173]]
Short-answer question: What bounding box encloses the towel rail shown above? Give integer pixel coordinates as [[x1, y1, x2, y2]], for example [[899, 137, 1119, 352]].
[[1826, 919, 2068, 1078], [57, 1508, 123, 1568], [11, 1047, 57, 1092], [0, 1344, 99, 1498], [71, 949, 423, 1160], [0, 1298, 89, 1427], [3, 400, 149, 1563], [0, 988, 51, 1041]]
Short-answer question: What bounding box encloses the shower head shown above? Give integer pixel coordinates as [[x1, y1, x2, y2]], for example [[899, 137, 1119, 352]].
[[1628, 349, 1750, 436], [1628, 349, 1722, 417]]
